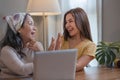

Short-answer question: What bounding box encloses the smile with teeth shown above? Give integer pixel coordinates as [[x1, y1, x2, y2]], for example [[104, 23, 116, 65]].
[[68, 28, 73, 33]]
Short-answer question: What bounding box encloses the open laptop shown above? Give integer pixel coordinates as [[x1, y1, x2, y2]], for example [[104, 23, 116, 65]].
[[33, 49, 77, 80]]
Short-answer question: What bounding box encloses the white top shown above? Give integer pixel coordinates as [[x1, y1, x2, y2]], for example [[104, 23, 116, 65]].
[[0, 46, 34, 77]]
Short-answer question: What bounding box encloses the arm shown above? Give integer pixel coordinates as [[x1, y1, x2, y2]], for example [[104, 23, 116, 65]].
[[76, 55, 94, 71], [76, 42, 96, 72], [0, 46, 33, 76]]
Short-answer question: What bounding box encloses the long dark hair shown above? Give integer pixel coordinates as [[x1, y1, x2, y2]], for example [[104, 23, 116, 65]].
[[0, 14, 29, 57], [63, 7, 93, 41]]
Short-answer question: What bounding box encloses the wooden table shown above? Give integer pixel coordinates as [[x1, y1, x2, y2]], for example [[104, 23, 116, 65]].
[[75, 67, 120, 80], [1, 67, 120, 80]]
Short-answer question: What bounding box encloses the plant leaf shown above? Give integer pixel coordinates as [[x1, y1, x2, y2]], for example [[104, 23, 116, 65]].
[[99, 54, 105, 64], [105, 51, 112, 64], [109, 49, 116, 64], [95, 51, 103, 61], [110, 47, 119, 53]]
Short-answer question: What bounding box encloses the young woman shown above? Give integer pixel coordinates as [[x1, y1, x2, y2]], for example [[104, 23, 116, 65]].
[[0, 13, 44, 77], [55, 7, 96, 71]]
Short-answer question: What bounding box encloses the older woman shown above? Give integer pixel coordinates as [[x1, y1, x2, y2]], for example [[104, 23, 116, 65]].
[[0, 13, 44, 79]]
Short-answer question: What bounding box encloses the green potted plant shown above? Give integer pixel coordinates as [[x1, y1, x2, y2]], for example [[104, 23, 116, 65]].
[[95, 41, 120, 67]]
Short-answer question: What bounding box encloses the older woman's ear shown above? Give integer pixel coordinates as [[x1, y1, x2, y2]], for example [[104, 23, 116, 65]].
[[18, 30, 21, 33]]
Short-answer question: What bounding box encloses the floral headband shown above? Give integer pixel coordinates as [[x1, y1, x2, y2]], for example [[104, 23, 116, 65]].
[[3, 13, 26, 34]]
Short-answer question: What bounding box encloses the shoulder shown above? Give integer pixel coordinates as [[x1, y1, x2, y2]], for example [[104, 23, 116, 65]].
[[84, 39, 97, 51], [1, 46, 16, 53], [0, 46, 17, 57], [78, 39, 96, 51], [87, 40, 96, 47], [83, 39, 96, 46]]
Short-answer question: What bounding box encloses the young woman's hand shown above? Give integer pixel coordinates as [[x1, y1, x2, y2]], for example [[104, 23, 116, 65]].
[[48, 33, 62, 50], [48, 37, 56, 50], [55, 33, 62, 50]]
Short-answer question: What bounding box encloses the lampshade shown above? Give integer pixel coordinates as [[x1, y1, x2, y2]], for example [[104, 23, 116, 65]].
[[27, 0, 61, 16]]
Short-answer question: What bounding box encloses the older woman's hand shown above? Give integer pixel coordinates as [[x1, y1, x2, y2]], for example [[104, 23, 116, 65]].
[[26, 40, 44, 51]]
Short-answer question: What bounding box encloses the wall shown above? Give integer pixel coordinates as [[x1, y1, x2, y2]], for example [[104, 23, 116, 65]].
[[102, 0, 120, 42], [0, 0, 28, 40]]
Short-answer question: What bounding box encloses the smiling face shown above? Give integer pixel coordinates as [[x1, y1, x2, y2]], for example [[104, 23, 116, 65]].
[[65, 13, 80, 37], [18, 15, 36, 43]]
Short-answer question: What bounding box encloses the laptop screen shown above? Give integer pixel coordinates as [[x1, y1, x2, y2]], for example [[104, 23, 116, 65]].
[[33, 49, 77, 80]]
